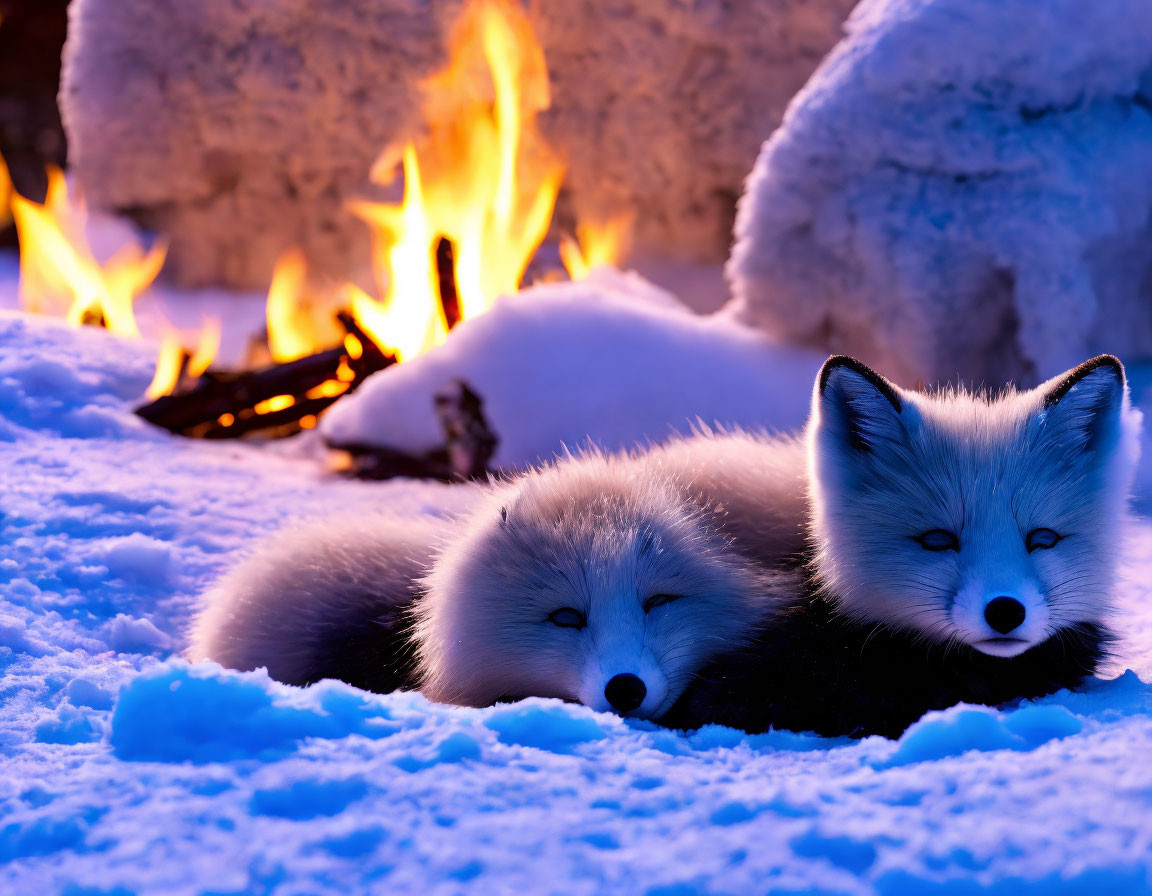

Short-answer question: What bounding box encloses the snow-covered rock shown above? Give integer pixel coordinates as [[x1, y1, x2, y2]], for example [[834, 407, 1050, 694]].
[[320, 270, 825, 468], [726, 0, 1152, 388], [61, 0, 855, 288]]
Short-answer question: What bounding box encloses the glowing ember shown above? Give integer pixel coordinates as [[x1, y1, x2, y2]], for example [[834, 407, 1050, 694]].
[[348, 0, 565, 360], [11, 167, 166, 338]]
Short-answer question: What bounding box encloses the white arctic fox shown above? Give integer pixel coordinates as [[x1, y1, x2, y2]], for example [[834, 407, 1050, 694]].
[[189, 451, 794, 719], [666, 354, 1142, 737]]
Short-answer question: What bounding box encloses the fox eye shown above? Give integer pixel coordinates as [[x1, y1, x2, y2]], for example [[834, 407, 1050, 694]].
[[643, 594, 683, 612], [1026, 528, 1062, 552], [916, 530, 959, 552], [547, 608, 586, 629]]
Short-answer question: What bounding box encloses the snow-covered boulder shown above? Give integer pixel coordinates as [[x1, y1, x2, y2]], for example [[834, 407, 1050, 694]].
[[60, 0, 855, 289], [726, 0, 1152, 388], [320, 271, 824, 468]]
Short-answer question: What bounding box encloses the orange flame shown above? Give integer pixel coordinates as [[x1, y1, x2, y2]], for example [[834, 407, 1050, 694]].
[[11, 167, 166, 338], [560, 214, 634, 281], [145, 319, 221, 400], [349, 0, 565, 360], [265, 248, 342, 363], [0, 152, 11, 230]]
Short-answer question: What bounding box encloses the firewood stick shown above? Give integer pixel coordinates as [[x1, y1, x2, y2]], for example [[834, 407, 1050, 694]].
[[435, 236, 461, 330], [135, 312, 394, 437]]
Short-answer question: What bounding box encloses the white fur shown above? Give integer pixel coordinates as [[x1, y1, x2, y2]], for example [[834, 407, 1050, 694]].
[[809, 357, 1142, 656], [414, 452, 792, 718], [187, 514, 455, 684], [641, 428, 809, 566], [189, 433, 801, 716]]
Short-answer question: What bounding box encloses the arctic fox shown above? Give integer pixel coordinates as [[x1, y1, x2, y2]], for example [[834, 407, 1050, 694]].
[[189, 451, 793, 719], [665, 354, 1141, 737]]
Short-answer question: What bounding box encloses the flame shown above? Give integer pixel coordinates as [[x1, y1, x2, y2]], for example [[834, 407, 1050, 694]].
[[560, 214, 634, 280], [5, 0, 635, 419], [11, 167, 166, 338], [265, 248, 342, 363], [0, 152, 11, 230], [349, 0, 564, 360], [144, 319, 221, 400]]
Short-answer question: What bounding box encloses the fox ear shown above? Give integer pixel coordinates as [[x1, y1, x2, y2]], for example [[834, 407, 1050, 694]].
[[1040, 355, 1126, 454], [815, 356, 905, 453]]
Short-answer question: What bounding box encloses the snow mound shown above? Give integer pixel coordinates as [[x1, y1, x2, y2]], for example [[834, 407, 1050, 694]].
[[726, 0, 1152, 388], [109, 663, 410, 763], [322, 270, 824, 469], [881, 704, 1083, 768]]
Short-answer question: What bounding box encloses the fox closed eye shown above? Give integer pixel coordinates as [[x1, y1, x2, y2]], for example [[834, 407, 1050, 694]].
[[546, 607, 586, 629], [643, 594, 683, 612], [915, 529, 960, 552], [1026, 528, 1063, 552]]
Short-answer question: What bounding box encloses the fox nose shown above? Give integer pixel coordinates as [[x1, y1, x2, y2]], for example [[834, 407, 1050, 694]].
[[604, 673, 647, 713], [984, 597, 1026, 634]]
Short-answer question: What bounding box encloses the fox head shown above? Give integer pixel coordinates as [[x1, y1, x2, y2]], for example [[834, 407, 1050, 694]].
[[809, 355, 1141, 657], [414, 454, 784, 719]]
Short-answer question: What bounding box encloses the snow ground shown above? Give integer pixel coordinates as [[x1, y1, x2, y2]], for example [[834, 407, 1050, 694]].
[[4, 297, 1152, 894]]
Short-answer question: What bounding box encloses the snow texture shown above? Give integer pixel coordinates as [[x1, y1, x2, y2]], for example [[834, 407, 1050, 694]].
[[60, 0, 855, 288], [321, 269, 825, 469], [5, 290, 1152, 893], [726, 0, 1152, 389]]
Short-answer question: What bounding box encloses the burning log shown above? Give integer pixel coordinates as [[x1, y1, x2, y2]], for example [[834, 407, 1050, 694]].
[[328, 379, 498, 482], [136, 229, 468, 445], [135, 314, 394, 439], [435, 236, 461, 330]]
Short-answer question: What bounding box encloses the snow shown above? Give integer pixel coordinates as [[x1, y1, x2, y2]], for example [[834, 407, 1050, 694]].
[[4, 291, 1152, 894], [321, 268, 825, 469], [726, 0, 1152, 389]]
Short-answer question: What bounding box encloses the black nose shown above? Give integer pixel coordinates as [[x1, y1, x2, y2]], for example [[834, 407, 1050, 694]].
[[604, 673, 647, 713], [984, 597, 1026, 634]]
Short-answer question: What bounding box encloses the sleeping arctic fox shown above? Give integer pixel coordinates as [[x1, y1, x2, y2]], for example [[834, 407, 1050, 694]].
[[665, 354, 1142, 737], [189, 452, 792, 719]]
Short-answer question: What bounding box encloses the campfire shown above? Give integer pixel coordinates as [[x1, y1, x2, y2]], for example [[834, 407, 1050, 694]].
[[2, 0, 624, 462]]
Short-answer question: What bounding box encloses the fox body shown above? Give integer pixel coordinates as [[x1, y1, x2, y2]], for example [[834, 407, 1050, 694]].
[[666, 355, 1141, 737], [189, 447, 793, 719], [187, 515, 446, 693]]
